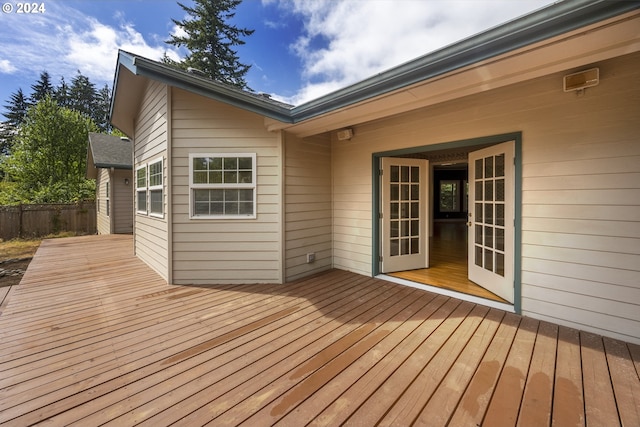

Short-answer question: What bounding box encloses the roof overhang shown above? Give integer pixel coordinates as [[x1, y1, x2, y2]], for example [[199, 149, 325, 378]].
[[109, 0, 640, 139]]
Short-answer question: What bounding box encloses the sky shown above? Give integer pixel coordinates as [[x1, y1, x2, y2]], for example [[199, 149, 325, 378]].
[[0, 0, 556, 116]]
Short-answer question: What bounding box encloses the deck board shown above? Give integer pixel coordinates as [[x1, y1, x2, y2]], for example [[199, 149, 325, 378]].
[[0, 235, 638, 426]]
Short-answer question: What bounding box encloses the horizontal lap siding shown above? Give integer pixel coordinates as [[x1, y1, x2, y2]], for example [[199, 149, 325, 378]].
[[113, 169, 133, 234], [284, 133, 332, 281], [332, 52, 640, 343], [171, 88, 282, 285], [520, 53, 640, 343], [134, 80, 169, 280]]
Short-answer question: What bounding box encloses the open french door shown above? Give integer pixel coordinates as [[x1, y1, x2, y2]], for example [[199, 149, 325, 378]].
[[380, 157, 429, 273], [468, 141, 515, 303]]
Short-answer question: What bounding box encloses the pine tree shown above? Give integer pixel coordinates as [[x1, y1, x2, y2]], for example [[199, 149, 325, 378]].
[[166, 0, 254, 89], [1, 88, 30, 155], [94, 84, 112, 133], [54, 76, 72, 108], [30, 71, 54, 103]]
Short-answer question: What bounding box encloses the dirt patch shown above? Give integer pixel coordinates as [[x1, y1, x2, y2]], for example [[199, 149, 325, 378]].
[[0, 258, 32, 288]]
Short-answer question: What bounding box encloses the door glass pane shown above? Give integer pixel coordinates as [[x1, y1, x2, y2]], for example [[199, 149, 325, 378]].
[[411, 184, 419, 200], [411, 166, 419, 183], [411, 202, 419, 218], [411, 220, 419, 235], [495, 179, 505, 201], [485, 226, 493, 248], [401, 166, 409, 182], [401, 238, 409, 255], [391, 221, 399, 238], [475, 203, 483, 222], [496, 228, 504, 251], [475, 159, 483, 179], [496, 253, 505, 276], [390, 202, 399, 219], [485, 203, 493, 224], [391, 184, 399, 201], [475, 225, 483, 245], [484, 249, 493, 272], [401, 202, 409, 219], [401, 220, 409, 237], [496, 204, 505, 226], [495, 154, 505, 177], [485, 180, 493, 201], [475, 182, 483, 201], [391, 166, 399, 182], [401, 184, 410, 200], [411, 238, 419, 253], [391, 240, 399, 256], [485, 156, 494, 178], [475, 245, 483, 267]]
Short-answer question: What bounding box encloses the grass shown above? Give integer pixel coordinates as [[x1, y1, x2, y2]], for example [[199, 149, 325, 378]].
[[0, 232, 77, 261]]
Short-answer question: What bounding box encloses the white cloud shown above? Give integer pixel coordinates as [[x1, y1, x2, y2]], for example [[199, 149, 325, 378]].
[[273, 0, 554, 105], [0, 59, 17, 74], [0, 1, 180, 88]]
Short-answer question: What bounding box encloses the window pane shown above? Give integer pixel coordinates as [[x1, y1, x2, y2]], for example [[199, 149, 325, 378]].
[[475, 159, 483, 179], [400, 166, 409, 183], [211, 157, 222, 169], [137, 191, 146, 212], [485, 180, 493, 201], [209, 171, 222, 184], [224, 171, 238, 183], [484, 249, 493, 272], [238, 171, 252, 183], [194, 171, 208, 184], [193, 157, 207, 171], [149, 161, 162, 187], [225, 189, 239, 201], [391, 166, 399, 183], [495, 179, 505, 201], [136, 167, 146, 187], [390, 184, 399, 201], [411, 166, 419, 183], [496, 253, 505, 276], [224, 157, 237, 169], [239, 189, 253, 201], [150, 189, 163, 214], [238, 157, 252, 169], [239, 202, 253, 215]]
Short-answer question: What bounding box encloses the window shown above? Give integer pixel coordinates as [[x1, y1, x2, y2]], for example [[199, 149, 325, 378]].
[[136, 165, 147, 214], [189, 153, 256, 218], [439, 180, 460, 212], [105, 181, 110, 217], [148, 158, 163, 217]]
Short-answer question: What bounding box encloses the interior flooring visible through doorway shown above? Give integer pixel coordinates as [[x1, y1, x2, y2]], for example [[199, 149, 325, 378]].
[[389, 221, 508, 303]]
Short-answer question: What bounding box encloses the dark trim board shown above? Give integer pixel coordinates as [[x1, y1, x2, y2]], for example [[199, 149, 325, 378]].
[[372, 132, 523, 313]]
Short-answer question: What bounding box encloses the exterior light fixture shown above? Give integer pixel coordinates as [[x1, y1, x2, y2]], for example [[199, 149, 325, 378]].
[[337, 128, 354, 141], [564, 68, 599, 92]]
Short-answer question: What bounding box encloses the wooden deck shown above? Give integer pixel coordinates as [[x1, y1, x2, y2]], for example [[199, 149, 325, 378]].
[[1, 235, 639, 426]]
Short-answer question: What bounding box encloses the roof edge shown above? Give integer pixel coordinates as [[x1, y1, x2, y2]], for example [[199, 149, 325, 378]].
[[289, 0, 640, 121]]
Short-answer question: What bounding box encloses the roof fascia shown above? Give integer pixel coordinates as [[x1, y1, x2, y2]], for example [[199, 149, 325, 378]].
[[127, 55, 293, 123], [289, 0, 640, 122]]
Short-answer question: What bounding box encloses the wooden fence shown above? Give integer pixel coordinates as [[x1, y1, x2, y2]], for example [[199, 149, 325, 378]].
[[0, 202, 96, 240]]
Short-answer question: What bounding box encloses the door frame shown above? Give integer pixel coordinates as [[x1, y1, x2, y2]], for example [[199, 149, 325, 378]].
[[372, 132, 523, 313]]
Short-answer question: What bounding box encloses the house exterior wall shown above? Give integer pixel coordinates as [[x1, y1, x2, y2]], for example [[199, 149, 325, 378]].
[[96, 168, 110, 235], [133, 80, 169, 281], [112, 169, 133, 234], [96, 168, 133, 235], [170, 88, 283, 285], [330, 52, 640, 343], [284, 132, 333, 281]]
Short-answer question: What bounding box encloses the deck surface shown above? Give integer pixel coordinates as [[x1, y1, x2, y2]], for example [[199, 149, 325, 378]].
[[1, 235, 639, 426]]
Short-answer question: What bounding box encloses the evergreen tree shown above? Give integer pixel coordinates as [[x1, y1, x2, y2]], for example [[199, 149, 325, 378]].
[[94, 84, 112, 133], [3, 88, 30, 127], [30, 71, 55, 103], [69, 71, 98, 119], [166, 0, 254, 89], [1, 88, 30, 155], [54, 76, 72, 108]]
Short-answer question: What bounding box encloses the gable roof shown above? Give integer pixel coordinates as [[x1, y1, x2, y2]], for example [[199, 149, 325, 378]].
[[86, 132, 132, 179], [110, 0, 640, 137]]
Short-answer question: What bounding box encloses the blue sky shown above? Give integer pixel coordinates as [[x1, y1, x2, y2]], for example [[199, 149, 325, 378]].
[[0, 0, 555, 116]]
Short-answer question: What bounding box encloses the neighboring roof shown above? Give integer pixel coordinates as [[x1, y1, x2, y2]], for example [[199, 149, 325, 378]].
[[110, 0, 640, 136], [87, 132, 133, 171]]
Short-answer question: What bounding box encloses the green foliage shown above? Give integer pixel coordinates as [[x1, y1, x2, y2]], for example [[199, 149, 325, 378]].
[[166, 0, 254, 89], [1, 96, 97, 204]]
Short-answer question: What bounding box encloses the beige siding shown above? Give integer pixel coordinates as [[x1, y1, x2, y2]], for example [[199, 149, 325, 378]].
[[284, 133, 332, 281], [96, 168, 110, 235], [170, 88, 282, 285], [112, 169, 133, 234], [330, 52, 640, 343], [133, 80, 169, 280]]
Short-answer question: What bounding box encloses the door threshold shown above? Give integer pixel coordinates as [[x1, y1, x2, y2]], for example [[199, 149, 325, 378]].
[[377, 274, 515, 313]]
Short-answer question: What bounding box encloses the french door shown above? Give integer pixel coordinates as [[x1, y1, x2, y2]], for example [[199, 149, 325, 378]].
[[468, 141, 515, 303], [380, 157, 429, 273]]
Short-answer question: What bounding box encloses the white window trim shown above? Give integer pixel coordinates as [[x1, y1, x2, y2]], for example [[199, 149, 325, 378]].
[[135, 164, 148, 215], [189, 152, 257, 219], [148, 157, 164, 218]]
